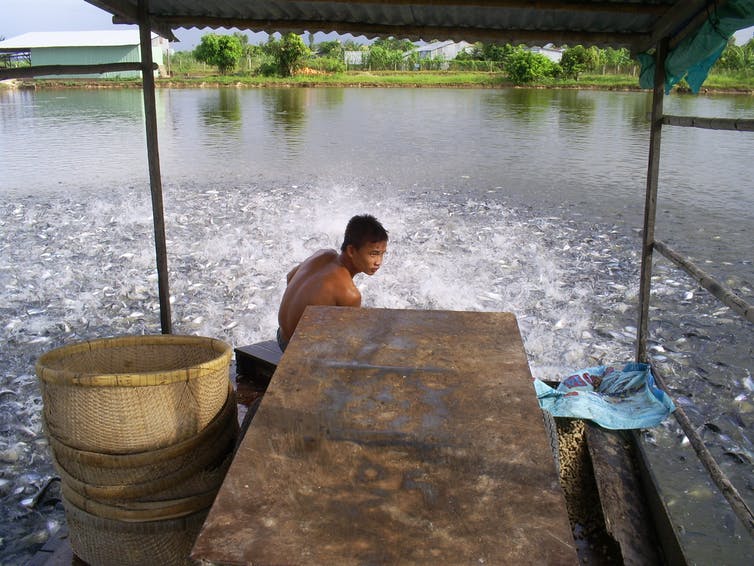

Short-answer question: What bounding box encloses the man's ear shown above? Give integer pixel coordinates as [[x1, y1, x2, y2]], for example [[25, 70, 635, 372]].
[[344, 244, 357, 259]]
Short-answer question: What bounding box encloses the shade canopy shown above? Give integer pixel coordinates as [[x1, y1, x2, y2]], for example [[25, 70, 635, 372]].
[[85, 1, 754, 92], [82, 1, 737, 49]]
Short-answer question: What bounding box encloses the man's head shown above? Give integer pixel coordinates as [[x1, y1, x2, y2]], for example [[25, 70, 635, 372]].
[[341, 215, 389, 252], [341, 215, 388, 276]]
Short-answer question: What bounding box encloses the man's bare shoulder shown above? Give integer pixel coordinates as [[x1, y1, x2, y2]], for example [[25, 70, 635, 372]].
[[301, 248, 338, 264], [293, 249, 343, 279]]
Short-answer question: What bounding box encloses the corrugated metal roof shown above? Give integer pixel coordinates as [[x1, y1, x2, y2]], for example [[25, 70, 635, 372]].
[[0, 30, 154, 49], [85, 0, 694, 52]]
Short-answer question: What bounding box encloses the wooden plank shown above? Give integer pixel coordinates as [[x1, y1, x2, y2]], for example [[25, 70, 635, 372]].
[[663, 115, 754, 132], [192, 307, 577, 565], [585, 424, 661, 566]]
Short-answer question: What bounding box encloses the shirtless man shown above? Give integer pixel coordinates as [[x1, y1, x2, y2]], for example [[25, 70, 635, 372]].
[[276, 215, 389, 351]]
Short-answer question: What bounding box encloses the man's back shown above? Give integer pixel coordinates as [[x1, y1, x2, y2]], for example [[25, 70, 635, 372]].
[[277, 249, 360, 343]]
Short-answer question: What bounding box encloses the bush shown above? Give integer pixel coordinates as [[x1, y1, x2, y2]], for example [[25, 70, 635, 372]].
[[306, 57, 346, 73], [560, 45, 589, 80], [506, 47, 557, 84]]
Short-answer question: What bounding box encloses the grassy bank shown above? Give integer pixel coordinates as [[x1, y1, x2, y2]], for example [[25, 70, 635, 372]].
[[6, 70, 754, 93]]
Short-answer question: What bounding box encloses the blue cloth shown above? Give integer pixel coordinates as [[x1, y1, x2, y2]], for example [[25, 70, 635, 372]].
[[534, 362, 675, 430]]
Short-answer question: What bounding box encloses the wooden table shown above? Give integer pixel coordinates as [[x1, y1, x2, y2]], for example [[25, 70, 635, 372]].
[[192, 307, 577, 565]]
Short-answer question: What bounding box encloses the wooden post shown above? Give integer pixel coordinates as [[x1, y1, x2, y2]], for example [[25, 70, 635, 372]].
[[636, 39, 668, 363], [138, 0, 172, 334]]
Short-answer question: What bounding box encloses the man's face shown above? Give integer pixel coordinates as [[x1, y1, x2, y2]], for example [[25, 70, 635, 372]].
[[349, 240, 387, 276]]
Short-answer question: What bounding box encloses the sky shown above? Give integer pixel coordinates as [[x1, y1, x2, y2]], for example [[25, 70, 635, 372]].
[[0, 0, 363, 50], [3, 0, 754, 51]]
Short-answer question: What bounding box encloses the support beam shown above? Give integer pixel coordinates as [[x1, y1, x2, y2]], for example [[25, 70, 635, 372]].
[[663, 115, 754, 131], [654, 240, 753, 324], [139, 0, 172, 334], [636, 38, 668, 363]]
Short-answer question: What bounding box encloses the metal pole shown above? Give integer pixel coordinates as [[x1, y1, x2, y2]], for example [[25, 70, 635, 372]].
[[636, 38, 668, 362], [138, 0, 172, 334]]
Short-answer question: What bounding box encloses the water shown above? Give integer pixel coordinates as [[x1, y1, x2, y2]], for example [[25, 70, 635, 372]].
[[1, 86, 752, 562]]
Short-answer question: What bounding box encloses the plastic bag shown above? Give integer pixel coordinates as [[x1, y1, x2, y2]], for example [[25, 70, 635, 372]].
[[534, 362, 675, 430]]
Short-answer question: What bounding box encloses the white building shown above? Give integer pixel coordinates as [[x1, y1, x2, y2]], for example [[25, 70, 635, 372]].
[[0, 30, 168, 78], [415, 40, 472, 60], [528, 45, 564, 63]]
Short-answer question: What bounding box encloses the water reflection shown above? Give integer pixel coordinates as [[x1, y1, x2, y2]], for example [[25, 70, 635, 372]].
[[551, 89, 597, 125], [318, 87, 345, 109], [41, 89, 144, 121], [483, 88, 554, 122], [200, 89, 242, 127], [263, 88, 308, 134]]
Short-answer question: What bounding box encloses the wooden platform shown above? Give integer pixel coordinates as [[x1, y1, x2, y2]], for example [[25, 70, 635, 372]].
[[192, 307, 577, 565]]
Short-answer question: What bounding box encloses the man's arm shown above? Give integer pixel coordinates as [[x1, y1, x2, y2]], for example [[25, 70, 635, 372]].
[[335, 279, 361, 308], [286, 264, 300, 284]]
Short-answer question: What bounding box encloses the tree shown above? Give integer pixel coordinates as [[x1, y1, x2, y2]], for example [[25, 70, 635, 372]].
[[482, 43, 515, 63], [316, 40, 344, 60], [194, 33, 243, 74], [265, 33, 311, 76], [715, 40, 745, 71], [371, 37, 415, 52], [364, 45, 407, 70], [603, 47, 633, 73], [342, 40, 366, 52], [505, 47, 556, 85], [560, 45, 589, 80]]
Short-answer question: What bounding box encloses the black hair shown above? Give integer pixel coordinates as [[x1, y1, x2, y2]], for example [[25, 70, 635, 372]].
[[340, 215, 389, 252]]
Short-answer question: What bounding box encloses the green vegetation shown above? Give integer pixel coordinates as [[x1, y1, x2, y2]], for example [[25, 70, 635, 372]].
[[263, 33, 312, 76], [193, 33, 244, 74], [13, 34, 754, 93]]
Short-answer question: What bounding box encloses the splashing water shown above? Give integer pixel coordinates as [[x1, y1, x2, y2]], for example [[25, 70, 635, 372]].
[[1, 179, 751, 562]]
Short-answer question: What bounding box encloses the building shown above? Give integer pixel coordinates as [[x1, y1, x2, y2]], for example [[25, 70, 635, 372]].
[[344, 50, 364, 67], [0, 30, 168, 78], [529, 45, 564, 63], [415, 40, 472, 60]]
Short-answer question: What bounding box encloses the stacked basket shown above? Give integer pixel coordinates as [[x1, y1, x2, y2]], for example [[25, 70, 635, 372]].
[[36, 335, 238, 566]]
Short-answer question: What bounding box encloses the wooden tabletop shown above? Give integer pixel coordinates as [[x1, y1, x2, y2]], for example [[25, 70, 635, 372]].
[[192, 307, 576, 565]]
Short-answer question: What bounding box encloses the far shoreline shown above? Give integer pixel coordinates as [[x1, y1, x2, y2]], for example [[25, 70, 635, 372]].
[[2, 71, 753, 95]]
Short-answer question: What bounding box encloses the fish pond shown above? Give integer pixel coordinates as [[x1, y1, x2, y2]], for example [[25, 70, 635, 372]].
[[1, 86, 752, 563]]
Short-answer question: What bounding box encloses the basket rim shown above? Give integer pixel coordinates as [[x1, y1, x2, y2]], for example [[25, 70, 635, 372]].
[[36, 334, 231, 387], [53, 427, 237, 501], [49, 385, 235, 463], [64, 494, 209, 531], [62, 485, 216, 522]]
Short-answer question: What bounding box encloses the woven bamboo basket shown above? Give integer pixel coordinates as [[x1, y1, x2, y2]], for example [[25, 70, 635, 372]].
[[50, 386, 237, 491], [135, 445, 234, 502], [36, 335, 231, 453], [64, 496, 210, 566], [62, 482, 218, 522], [55, 423, 236, 503]]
